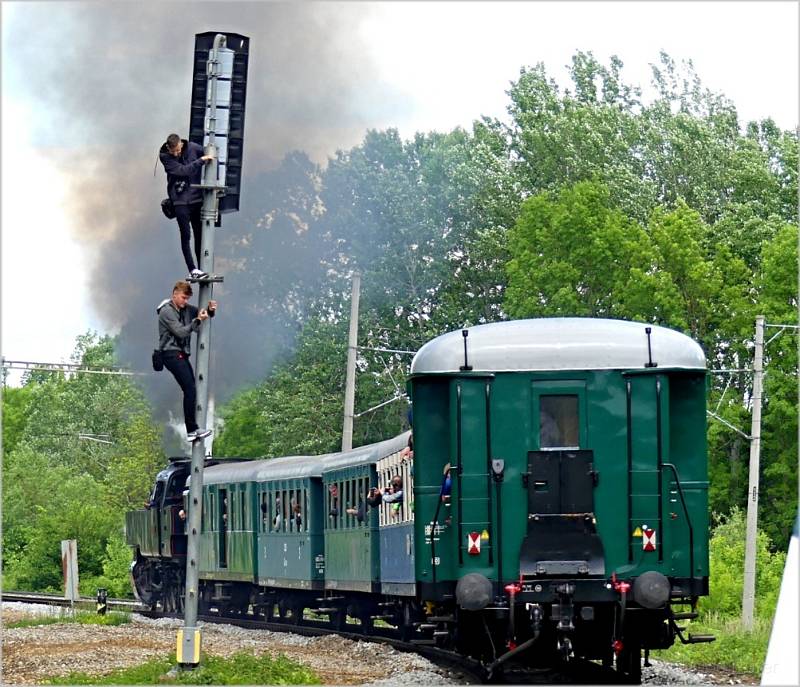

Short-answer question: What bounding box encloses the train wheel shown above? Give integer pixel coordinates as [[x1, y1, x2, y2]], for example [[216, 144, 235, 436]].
[[399, 600, 418, 641], [330, 609, 346, 631], [131, 555, 159, 608], [291, 604, 304, 626], [358, 610, 373, 634]]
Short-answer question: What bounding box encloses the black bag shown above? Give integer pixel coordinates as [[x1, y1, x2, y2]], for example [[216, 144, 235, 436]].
[[152, 349, 164, 371], [161, 198, 176, 219]]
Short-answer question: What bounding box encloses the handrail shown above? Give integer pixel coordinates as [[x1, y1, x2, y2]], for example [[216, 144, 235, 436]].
[[456, 383, 464, 565], [485, 381, 494, 566], [662, 462, 695, 579], [656, 377, 664, 563]]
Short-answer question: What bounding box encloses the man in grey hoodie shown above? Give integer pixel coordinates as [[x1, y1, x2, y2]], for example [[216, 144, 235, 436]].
[[157, 280, 217, 441]]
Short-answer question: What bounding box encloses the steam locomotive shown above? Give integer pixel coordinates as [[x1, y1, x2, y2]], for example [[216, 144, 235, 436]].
[[127, 317, 713, 682]]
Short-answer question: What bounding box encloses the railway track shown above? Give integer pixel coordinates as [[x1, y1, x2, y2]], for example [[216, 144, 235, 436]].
[[2, 590, 147, 613], [138, 607, 623, 684], [3, 591, 621, 683]]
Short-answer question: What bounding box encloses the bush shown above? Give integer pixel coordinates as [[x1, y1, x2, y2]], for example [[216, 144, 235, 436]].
[[654, 612, 771, 676], [81, 532, 134, 598], [700, 507, 786, 619], [655, 508, 789, 676]]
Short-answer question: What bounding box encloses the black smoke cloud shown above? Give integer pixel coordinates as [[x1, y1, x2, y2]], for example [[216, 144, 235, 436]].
[[6, 3, 409, 450]]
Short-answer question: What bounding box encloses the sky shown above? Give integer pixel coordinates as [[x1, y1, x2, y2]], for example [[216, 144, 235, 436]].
[[2, 1, 798, 391]]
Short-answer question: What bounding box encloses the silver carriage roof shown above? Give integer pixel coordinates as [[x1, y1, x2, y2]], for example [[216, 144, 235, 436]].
[[193, 432, 410, 487], [410, 318, 706, 373]]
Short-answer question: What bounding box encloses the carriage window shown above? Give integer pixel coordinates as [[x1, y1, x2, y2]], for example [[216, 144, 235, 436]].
[[540, 395, 579, 448], [260, 491, 268, 532], [328, 482, 340, 530]]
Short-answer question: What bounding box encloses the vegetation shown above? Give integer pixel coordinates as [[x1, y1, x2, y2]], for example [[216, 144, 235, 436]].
[[46, 651, 321, 685], [2, 51, 796, 671], [654, 510, 786, 674], [2, 334, 164, 596], [5, 610, 131, 629]]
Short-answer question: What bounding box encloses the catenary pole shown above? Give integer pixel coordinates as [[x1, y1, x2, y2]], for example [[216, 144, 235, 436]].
[[341, 272, 361, 451], [178, 32, 226, 667], [742, 315, 765, 630]]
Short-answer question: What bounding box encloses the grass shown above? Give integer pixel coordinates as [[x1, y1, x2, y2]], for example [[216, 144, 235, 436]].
[[5, 610, 131, 629], [652, 612, 771, 677], [46, 651, 321, 685]]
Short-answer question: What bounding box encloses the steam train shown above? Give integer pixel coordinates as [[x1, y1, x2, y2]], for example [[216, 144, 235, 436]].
[[126, 317, 713, 682]]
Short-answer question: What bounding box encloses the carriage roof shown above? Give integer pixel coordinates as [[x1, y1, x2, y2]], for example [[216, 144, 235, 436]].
[[410, 318, 706, 374], [195, 432, 410, 486]]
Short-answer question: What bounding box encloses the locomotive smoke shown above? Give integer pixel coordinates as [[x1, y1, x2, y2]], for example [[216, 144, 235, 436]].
[[6, 3, 408, 451]]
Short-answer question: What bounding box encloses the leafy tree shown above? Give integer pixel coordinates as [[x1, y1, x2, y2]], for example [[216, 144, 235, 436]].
[[505, 180, 653, 319], [755, 223, 799, 548], [2, 333, 163, 594], [1, 384, 35, 456], [216, 317, 409, 458]]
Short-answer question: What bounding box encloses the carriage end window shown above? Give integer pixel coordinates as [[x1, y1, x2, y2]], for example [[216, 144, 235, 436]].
[[540, 395, 579, 448]]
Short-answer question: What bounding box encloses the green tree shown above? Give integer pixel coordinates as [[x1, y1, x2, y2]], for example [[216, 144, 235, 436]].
[[2, 333, 163, 593], [506, 180, 652, 319], [1, 384, 35, 456]]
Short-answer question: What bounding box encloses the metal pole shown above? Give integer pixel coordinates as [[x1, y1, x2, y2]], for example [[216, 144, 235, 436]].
[[742, 315, 765, 630], [341, 272, 361, 451], [179, 32, 226, 667]]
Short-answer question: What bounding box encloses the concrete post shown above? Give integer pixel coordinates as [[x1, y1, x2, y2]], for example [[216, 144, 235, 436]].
[[341, 272, 361, 451], [742, 315, 765, 630]]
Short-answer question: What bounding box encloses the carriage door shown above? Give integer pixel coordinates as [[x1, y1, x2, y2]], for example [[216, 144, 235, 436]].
[[218, 488, 228, 568], [519, 381, 605, 577]]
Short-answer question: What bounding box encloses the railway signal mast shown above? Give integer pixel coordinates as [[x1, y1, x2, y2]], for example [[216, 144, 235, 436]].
[[177, 32, 249, 669]]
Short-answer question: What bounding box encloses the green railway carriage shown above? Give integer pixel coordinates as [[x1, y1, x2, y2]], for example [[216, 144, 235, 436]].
[[323, 462, 381, 592], [408, 318, 711, 680], [126, 317, 712, 682], [188, 434, 410, 617]]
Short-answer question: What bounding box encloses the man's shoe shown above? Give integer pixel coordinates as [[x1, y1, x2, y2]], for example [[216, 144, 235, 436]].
[[190, 269, 208, 279], [188, 428, 212, 442]]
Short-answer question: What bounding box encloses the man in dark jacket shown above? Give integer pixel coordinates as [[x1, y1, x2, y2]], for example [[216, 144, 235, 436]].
[[159, 134, 214, 279], [157, 280, 217, 441]]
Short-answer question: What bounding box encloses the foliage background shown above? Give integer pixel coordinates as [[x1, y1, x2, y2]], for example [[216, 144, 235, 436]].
[[2, 51, 796, 673]]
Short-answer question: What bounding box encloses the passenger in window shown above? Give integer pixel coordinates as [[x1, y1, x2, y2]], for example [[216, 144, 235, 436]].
[[273, 495, 282, 529], [328, 484, 339, 518], [346, 500, 366, 523], [291, 498, 302, 529], [366, 486, 383, 509], [401, 409, 414, 461], [382, 475, 404, 503], [439, 463, 452, 505], [540, 408, 560, 447]]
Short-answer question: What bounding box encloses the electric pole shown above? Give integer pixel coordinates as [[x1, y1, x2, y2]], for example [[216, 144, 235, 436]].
[[742, 315, 764, 630], [341, 272, 361, 451]]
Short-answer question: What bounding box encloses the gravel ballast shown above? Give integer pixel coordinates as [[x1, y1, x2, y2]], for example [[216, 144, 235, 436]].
[[1, 603, 758, 685]]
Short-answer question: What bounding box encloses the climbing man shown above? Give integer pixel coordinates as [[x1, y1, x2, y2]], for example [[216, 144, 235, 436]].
[[159, 133, 214, 279], [156, 280, 216, 442]]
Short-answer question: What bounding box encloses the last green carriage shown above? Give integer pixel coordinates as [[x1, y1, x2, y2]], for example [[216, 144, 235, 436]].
[[127, 317, 713, 682]]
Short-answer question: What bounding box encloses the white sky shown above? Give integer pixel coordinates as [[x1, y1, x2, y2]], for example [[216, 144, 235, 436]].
[[2, 1, 798, 383]]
